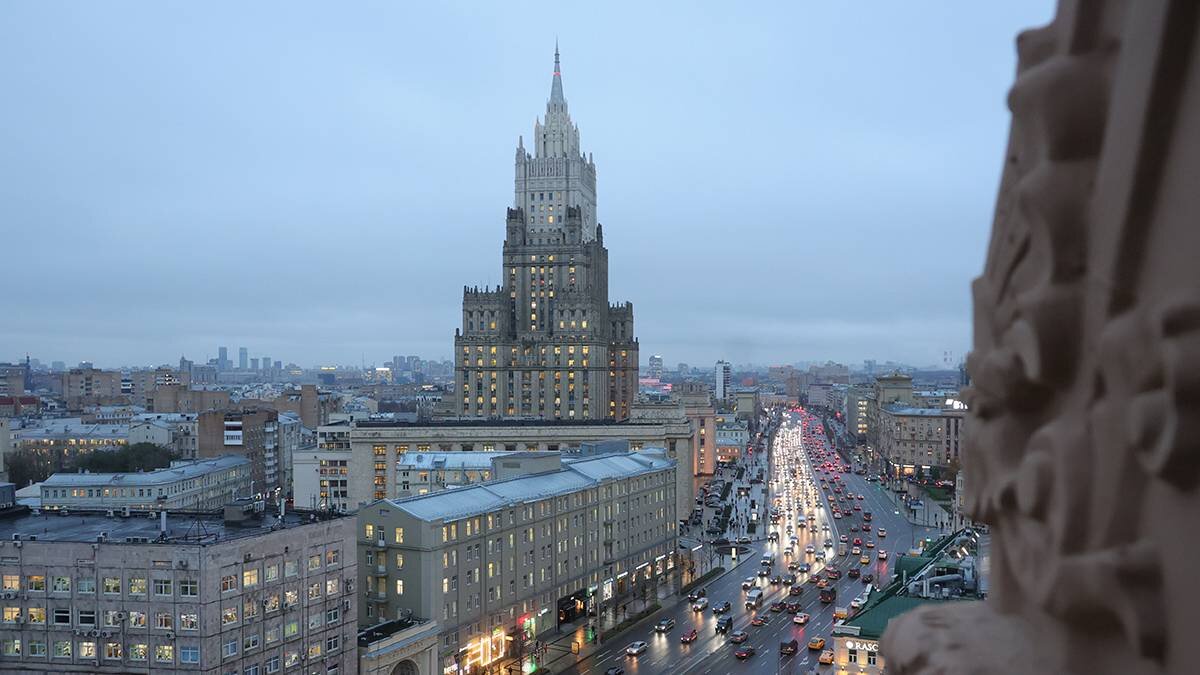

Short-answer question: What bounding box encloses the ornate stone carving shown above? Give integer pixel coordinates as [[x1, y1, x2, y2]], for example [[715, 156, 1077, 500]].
[[883, 1, 1198, 672]]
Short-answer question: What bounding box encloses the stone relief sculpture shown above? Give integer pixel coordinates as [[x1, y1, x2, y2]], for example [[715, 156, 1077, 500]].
[[882, 1, 1197, 673]]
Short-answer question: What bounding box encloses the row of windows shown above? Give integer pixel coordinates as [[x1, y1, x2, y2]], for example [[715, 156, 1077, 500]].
[[1, 575, 197, 597]]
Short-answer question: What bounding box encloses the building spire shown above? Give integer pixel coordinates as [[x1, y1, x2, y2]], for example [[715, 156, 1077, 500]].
[[550, 42, 564, 104]]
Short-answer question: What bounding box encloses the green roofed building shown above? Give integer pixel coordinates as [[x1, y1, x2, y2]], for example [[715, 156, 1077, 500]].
[[830, 528, 988, 673]]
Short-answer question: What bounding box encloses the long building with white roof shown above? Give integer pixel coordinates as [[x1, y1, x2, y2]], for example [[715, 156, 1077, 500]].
[[358, 450, 678, 674], [38, 455, 252, 511]]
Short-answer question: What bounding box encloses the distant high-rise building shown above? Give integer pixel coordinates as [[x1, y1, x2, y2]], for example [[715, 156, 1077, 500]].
[[678, 362, 689, 375], [261, 355, 270, 372], [238, 347, 248, 370], [715, 360, 732, 402], [274, 360, 282, 371], [453, 47, 638, 420], [250, 357, 260, 371], [50, 360, 65, 372], [218, 346, 229, 371], [648, 354, 664, 380]]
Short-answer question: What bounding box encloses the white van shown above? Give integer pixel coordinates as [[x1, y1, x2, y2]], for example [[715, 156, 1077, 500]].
[[745, 588, 764, 609]]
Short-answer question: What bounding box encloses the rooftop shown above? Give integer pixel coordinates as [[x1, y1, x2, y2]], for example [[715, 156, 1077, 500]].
[[0, 506, 344, 545], [14, 419, 129, 439], [40, 456, 249, 489], [881, 405, 961, 417], [382, 451, 675, 522]]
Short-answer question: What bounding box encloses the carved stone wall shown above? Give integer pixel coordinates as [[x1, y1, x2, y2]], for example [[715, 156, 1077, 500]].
[[882, 1, 1198, 673]]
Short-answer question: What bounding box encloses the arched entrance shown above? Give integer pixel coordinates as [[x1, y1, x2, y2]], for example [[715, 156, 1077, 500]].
[[390, 659, 419, 675]]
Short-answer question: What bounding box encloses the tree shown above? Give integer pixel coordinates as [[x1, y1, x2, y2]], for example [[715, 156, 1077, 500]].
[[73, 443, 177, 474]]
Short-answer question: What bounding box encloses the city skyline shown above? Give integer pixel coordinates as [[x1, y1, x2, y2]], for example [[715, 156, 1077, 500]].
[[0, 2, 1052, 367]]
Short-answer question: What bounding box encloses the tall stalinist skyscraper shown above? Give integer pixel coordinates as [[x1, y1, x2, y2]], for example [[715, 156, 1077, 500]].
[[454, 46, 639, 420]]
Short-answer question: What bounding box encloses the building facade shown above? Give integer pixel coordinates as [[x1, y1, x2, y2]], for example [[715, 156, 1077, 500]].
[[357, 451, 677, 675], [307, 417, 692, 511], [0, 507, 357, 674], [198, 408, 283, 493], [675, 382, 716, 476], [876, 406, 965, 478], [453, 48, 638, 421], [713, 361, 731, 404]]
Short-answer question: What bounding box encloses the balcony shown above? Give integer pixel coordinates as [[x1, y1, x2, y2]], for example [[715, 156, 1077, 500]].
[[374, 540, 386, 549]]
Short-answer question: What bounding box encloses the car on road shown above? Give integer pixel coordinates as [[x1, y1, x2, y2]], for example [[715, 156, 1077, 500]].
[[769, 601, 786, 613], [862, 573, 875, 584], [861, 554, 872, 564], [853, 537, 863, 546], [757, 568, 770, 578], [750, 614, 771, 626], [805, 544, 815, 554], [798, 562, 811, 573], [742, 577, 756, 590], [625, 641, 648, 656], [655, 618, 675, 633], [687, 588, 707, 602], [816, 579, 828, 589], [858, 494, 865, 500], [852, 546, 862, 555], [878, 550, 888, 559], [785, 601, 802, 613], [793, 612, 810, 624], [787, 562, 800, 572], [780, 638, 800, 655], [604, 668, 625, 675], [729, 630, 749, 644], [826, 569, 842, 580], [782, 574, 796, 585], [716, 616, 734, 633], [814, 551, 825, 562], [769, 575, 782, 585], [737, 536, 751, 544], [848, 567, 861, 579], [734, 645, 757, 659], [808, 637, 826, 650], [878, 528, 887, 537], [712, 600, 732, 614], [691, 597, 708, 611], [839, 535, 848, 543], [866, 540, 876, 548], [819, 649, 836, 664], [680, 628, 698, 644], [789, 585, 804, 596]]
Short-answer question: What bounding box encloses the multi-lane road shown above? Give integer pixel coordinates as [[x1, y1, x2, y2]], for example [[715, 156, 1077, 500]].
[[556, 409, 941, 675]]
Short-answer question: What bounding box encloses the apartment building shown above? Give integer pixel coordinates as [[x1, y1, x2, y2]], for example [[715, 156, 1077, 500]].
[[876, 405, 966, 478], [310, 416, 691, 512], [357, 451, 677, 674], [37, 456, 251, 511], [0, 505, 357, 674], [198, 408, 283, 493], [131, 413, 199, 458]]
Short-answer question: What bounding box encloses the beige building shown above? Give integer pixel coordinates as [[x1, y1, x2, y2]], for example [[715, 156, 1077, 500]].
[[37, 456, 251, 511], [60, 368, 123, 409], [675, 381, 716, 475], [877, 405, 965, 478], [148, 385, 231, 415], [0, 506, 357, 674], [305, 416, 692, 515], [358, 450, 677, 675], [127, 367, 191, 401], [131, 413, 199, 458], [844, 386, 871, 440], [865, 373, 915, 448]]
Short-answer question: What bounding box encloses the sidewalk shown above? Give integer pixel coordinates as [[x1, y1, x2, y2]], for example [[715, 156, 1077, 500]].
[[533, 554, 756, 674], [531, 454, 769, 673], [879, 480, 953, 530]]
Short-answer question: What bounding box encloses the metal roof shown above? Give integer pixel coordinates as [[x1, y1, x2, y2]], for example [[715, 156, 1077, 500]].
[[40, 456, 249, 488], [384, 451, 674, 522]]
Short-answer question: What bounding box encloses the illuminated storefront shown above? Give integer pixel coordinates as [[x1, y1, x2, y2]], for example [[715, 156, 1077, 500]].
[[832, 636, 882, 674]]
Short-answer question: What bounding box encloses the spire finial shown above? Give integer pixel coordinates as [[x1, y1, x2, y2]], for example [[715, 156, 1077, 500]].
[[549, 42, 564, 103]]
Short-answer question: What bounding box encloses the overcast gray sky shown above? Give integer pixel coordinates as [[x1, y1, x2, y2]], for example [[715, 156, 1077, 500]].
[[1, 1, 1054, 369]]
